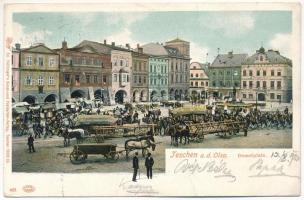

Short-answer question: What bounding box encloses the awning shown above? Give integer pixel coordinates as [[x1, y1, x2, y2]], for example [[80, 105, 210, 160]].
[[13, 107, 29, 114], [13, 102, 30, 108]]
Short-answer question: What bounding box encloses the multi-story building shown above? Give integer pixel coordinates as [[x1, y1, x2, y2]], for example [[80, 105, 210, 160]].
[[12, 44, 21, 103], [19, 43, 60, 104], [141, 38, 190, 101], [189, 62, 209, 99], [56, 40, 112, 103], [241, 47, 292, 103], [148, 56, 169, 101], [165, 38, 190, 100], [131, 47, 149, 102], [73, 40, 133, 104], [209, 51, 247, 99], [140, 43, 169, 101]]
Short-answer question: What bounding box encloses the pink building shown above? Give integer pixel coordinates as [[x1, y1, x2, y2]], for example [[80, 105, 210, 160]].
[[12, 43, 21, 102]]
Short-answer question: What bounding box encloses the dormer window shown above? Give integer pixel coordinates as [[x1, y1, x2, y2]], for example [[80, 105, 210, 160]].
[[259, 55, 264, 61]]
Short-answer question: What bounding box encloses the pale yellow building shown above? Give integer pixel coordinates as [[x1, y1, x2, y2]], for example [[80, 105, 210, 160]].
[[19, 43, 60, 104], [241, 47, 292, 103]]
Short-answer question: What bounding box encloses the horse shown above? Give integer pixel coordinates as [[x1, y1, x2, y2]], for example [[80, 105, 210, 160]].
[[59, 127, 85, 147], [124, 135, 156, 159]]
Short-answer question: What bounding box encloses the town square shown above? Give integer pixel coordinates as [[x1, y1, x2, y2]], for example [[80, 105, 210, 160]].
[[11, 11, 293, 173]]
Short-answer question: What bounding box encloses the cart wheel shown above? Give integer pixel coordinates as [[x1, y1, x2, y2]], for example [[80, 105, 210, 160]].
[[109, 151, 119, 161], [69, 150, 86, 164]]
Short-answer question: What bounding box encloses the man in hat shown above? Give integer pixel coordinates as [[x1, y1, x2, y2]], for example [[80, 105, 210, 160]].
[[145, 152, 154, 179], [27, 134, 35, 153], [132, 152, 139, 182]]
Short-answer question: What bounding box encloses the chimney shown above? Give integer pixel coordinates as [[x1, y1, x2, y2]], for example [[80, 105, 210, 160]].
[[104, 40, 107, 45], [126, 43, 130, 49], [111, 42, 115, 46], [15, 43, 21, 50], [62, 40, 67, 50], [138, 47, 143, 54], [137, 44, 140, 49]]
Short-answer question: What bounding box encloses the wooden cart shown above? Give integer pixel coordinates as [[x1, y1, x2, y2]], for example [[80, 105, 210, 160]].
[[69, 143, 124, 164]]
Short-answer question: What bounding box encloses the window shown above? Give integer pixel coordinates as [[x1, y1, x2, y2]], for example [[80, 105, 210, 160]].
[[150, 65, 152, 73], [191, 82, 193, 86], [176, 74, 178, 82], [277, 71, 281, 76], [191, 73, 193, 77], [271, 81, 275, 88], [26, 56, 32, 66], [234, 82, 239, 87], [38, 76, 44, 86], [263, 70, 266, 76], [220, 81, 223, 86], [161, 65, 163, 73], [171, 74, 174, 83], [249, 94, 253, 99], [161, 79, 164, 85], [93, 75, 98, 84], [143, 76, 146, 84], [64, 74, 70, 84], [165, 79, 167, 84], [256, 81, 260, 88], [257, 70, 260, 76], [277, 81, 281, 89], [195, 82, 198, 86], [114, 74, 117, 82], [271, 70, 274, 76], [206, 82, 208, 86], [219, 71, 223, 76], [227, 71, 230, 75], [49, 58, 55, 67], [259, 55, 263, 61], [86, 75, 90, 84], [201, 82, 204, 86], [249, 81, 253, 88], [82, 58, 86, 65], [38, 57, 44, 67], [249, 70, 253, 76], [243, 70, 246, 76], [270, 93, 275, 99], [134, 76, 137, 83], [38, 86, 43, 94], [120, 60, 123, 66], [154, 66, 156, 72], [263, 81, 267, 88], [180, 75, 182, 83], [277, 94, 281, 100], [227, 81, 231, 87], [48, 76, 54, 85], [213, 72, 216, 76], [212, 81, 216, 87], [122, 74, 126, 82], [139, 76, 142, 84], [103, 75, 107, 84], [195, 74, 198, 78], [243, 81, 247, 88], [164, 66, 167, 73], [243, 94, 247, 98], [25, 76, 32, 85], [75, 75, 80, 85]]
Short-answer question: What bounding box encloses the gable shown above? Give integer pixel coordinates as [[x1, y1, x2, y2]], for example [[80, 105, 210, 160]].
[[24, 45, 56, 54], [77, 46, 97, 54]]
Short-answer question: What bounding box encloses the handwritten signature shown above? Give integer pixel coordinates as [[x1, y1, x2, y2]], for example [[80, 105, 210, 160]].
[[174, 159, 236, 182], [249, 158, 300, 179], [119, 178, 158, 195]]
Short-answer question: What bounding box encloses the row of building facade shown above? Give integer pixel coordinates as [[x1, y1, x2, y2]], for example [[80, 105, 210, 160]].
[[12, 38, 190, 104], [189, 47, 292, 103]]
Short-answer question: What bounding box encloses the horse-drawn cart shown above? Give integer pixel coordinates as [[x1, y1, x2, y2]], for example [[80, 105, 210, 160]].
[[69, 143, 125, 164], [188, 120, 248, 142]]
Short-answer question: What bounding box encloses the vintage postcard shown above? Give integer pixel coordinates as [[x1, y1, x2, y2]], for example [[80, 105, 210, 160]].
[[2, 0, 302, 197]]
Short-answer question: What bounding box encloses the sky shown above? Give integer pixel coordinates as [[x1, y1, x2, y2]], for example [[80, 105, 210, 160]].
[[13, 11, 292, 63]]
